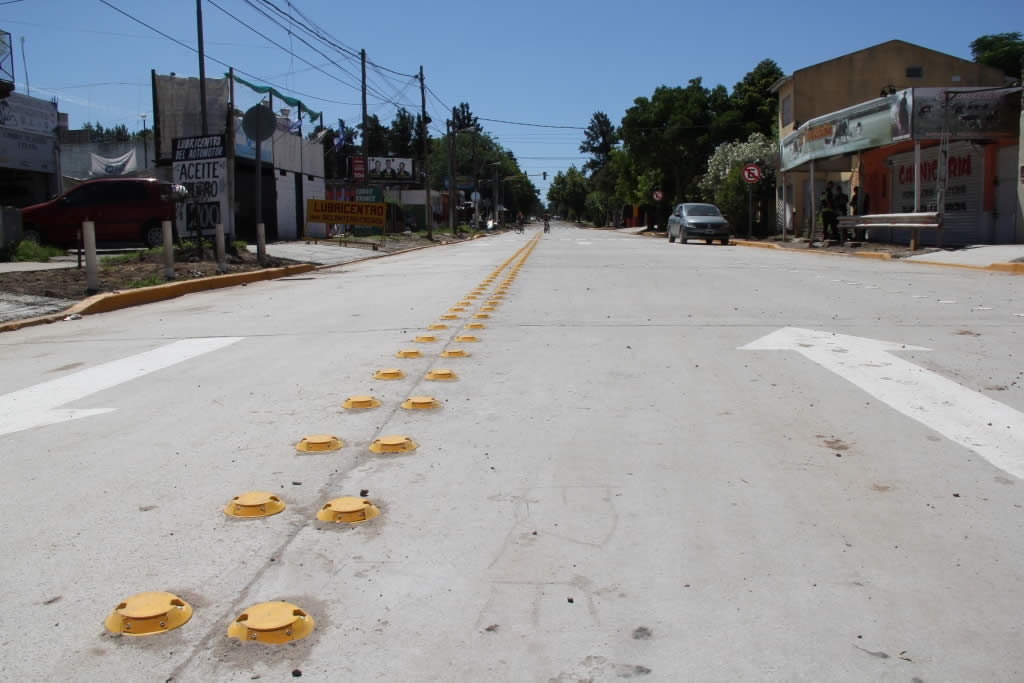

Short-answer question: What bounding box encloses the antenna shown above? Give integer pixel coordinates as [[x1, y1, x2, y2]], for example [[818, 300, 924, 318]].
[[19, 35, 28, 96]]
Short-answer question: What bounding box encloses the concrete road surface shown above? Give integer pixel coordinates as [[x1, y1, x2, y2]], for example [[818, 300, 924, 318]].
[[1, 223, 1023, 682]]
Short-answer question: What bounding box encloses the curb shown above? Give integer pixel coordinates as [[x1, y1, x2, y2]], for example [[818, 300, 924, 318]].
[[729, 239, 1022, 274], [0, 263, 314, 334], [0, 232, 500, 334]]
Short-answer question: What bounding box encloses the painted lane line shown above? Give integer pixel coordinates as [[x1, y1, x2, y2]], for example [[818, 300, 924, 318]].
[[863, 285, 879, 290], [912, 295, 929, 299], [938, 300, 957, 304], [1015, 313, 1024, 317], [0, 337, 244, 438], [973, 306, 993, 311], [742, 327, 1024, 479]]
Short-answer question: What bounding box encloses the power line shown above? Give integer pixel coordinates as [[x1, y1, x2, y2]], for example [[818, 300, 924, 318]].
[[208, 0, 362, 94], [479, 116, 586, 130], [94, 0, 361, 107], [0, 0, 28, 5], [241, 0, 407, 110]]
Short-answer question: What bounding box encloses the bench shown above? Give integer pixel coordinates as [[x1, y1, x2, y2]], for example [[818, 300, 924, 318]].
[[837, 212, 942, 250]]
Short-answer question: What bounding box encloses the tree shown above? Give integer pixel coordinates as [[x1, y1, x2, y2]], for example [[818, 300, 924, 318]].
[[388, 107, 416, 158], [699, 132, 779, 235], [359, 114, 388, 156], [579, 111, 618, 174], [452, 102, 479, 132], [970, 32, 1024, 78], [729, 59, 785, 138]]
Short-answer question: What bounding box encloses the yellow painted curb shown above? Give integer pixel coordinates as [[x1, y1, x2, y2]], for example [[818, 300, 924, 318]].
[[854, 251, 892, 260], [730, 239, 781, 249], [0, 263, 316, 334], [78, 264, 317, 314]]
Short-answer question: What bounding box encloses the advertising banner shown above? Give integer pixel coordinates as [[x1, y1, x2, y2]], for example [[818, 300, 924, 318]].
[[367, 156, 413, 180], [781, 90, 911, 171], [355, 187, 383, 202], [350, 156, 365, 181], [913, 87, 1021, 139], [0, 92, 58, 136], [172, 135, 228, 235], [0, 127, 55, 172], [90, 149, 137, 176], [306, 198, 385, 227]]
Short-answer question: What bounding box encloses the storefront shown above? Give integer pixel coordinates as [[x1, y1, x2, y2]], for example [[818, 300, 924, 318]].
[[779, 86, 1021, 245], [0, 93, 60, 207]]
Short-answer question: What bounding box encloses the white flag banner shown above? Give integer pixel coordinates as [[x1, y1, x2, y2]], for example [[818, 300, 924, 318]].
[[90, 149, 137, 176]]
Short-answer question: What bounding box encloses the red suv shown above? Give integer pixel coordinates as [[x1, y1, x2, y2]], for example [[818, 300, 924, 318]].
[[20, 178, 176, 248]]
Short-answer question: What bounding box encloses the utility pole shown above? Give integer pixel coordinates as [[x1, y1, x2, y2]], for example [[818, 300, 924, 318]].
[[360, 49, 368, 185], [196, 0, 208, 135], [419, 65, 432, 240], [449, 106, 458, 232]]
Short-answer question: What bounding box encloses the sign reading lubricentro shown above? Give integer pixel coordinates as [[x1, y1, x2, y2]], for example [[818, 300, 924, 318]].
[[172, 135, 227, 235], [307, 199, 386, 227]]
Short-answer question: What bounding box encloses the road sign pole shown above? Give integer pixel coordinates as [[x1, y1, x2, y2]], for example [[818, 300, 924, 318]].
[[747, 184, 752, 239]]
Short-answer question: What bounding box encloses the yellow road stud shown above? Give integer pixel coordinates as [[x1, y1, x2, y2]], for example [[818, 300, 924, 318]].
[[426, 368, 457, 381], [401, 395, 440, 410], [224, 491, 285, 518], [396, 349, 422, 359], [370, 435, 417, 453], [374, 368, 405, 380], [296, 434, 344, 452], [227, 602, 314, 644], [104, 592, 193, 636], [316, 496, 379, 524]]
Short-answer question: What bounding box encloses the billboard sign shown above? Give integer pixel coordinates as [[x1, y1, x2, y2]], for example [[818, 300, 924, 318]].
[[913, 87, 1021, 139], [172, 135, 228, 236], [306, 198, 386, 227], [355, 187, 383, 202], [367, 156, 413, 180], [781, 90, 911, 171]]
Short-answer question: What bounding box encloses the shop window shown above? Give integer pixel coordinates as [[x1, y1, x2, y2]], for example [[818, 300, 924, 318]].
[[781, 95, 793, 127]]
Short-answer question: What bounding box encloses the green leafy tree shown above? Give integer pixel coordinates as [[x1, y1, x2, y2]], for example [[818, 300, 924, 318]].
[[452, 102, 479, 132], [699, 132, 778, 235], [387, 107, 416, 157], [579, 111, 618, 173], [359, 114, 388, 156], [970, 32, 1024, 78], [729, 59, 786, 138]]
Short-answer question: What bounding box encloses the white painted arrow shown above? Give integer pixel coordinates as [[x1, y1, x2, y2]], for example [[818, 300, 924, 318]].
[[0, 337, 243, 438], [741, 327, 1024, 479]]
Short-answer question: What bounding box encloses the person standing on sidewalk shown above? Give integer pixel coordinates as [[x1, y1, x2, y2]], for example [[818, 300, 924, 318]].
[[834, 186, 849, 242], [850, 185, 870, 242], [819, 181, 837, 242]]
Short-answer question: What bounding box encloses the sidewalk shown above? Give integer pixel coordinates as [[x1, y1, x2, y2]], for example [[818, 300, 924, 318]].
[[905, 245, 1024, 267], [246, 242, 377, 266], [0, 261, 77, 273]]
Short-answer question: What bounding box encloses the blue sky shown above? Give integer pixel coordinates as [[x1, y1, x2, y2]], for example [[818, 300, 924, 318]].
[[3, 0, 1019, 197]]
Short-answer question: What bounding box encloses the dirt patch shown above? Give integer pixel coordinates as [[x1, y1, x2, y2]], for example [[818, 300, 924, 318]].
[[0, 248, 297, 302]]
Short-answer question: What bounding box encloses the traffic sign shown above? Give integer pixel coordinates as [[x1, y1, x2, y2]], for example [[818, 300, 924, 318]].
[[742, 164, 762, 184], [652, 190, 664, 201]]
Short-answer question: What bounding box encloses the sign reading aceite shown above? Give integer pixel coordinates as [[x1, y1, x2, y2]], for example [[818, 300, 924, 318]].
[[307, 199, 386, 227]]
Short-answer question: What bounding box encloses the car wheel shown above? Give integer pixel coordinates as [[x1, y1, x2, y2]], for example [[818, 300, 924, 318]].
[[21, 226, 42, 244], [720, 237, 729, 245], [143, 221, 165, 249], [705, 238, 712, 245], [668, 233, 676, 243]]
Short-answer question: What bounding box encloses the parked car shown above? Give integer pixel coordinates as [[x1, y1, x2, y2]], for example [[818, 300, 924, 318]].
[[667, 203, 730, 245], [20, 178, 177, 248]]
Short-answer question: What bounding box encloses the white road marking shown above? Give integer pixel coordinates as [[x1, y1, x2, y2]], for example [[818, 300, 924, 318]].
[[912, 295, 929, 299], [0, 337, 244, 438], [973, 306, 993, 311], [742, 327, 1024, 479], [938, 300, 957, 304]]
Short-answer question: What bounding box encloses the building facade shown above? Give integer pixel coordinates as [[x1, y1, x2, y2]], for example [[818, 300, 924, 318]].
[[771, 40, 1012, 239]]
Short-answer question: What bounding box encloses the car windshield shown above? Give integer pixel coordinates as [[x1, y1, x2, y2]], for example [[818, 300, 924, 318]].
[[685, 204, 721, 217]]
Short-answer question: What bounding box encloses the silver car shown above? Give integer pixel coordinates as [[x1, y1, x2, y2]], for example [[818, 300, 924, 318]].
[[667, 203, 730, 245]]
